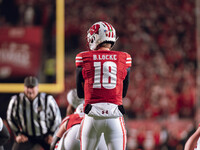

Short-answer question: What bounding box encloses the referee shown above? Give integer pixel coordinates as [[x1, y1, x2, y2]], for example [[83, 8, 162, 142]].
[[7, 76, 62, 150]]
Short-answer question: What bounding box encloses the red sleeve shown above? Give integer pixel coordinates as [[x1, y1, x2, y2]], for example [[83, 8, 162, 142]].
[[59, 116, 69, 127], [125, 52, 132, 68], [75, 52, 83, 67], [66, 114, 83, 130]]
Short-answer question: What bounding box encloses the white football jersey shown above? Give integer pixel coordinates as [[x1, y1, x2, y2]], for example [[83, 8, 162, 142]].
[[195, 137, 200, 150]]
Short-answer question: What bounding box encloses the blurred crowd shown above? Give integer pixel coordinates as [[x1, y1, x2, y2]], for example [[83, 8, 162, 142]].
[[0, 0, 197, 149]]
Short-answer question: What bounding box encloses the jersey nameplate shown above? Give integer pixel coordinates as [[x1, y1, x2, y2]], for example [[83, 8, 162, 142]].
[[93, 54, 117, 60]]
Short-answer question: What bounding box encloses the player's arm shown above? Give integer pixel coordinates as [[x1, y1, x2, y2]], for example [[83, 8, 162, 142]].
[[184, 127, 200, 150], [76, 67, 84, 98], [7, 97, 20, 135], [122, 67, 130, 98], [50, 120, 69, 150], [66, 104, 76, 116]]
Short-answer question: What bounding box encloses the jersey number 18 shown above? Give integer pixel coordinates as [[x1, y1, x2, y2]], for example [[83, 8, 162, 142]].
[[93, 61, 117, 89]]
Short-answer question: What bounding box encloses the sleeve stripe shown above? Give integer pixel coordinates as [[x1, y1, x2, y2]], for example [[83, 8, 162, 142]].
[[76, 57, 82, 59], [76, 56, 83, 63], [126, 61, 132, 64], [76, 60, 83, 63], [126, 58, 132, 60]]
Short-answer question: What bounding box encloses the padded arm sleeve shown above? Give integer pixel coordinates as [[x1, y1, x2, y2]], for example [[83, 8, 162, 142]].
[[122, 68, 130, 98], [76, 67, 84, 98]]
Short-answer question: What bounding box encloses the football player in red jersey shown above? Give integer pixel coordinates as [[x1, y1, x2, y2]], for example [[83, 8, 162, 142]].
[[50, 93, 108, 150], [76, 21, 132, 150], [50, 104, 84, 150]]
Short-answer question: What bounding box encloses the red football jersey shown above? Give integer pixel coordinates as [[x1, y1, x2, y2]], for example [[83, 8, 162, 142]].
[[60, 113, 84, 131], [76, 50, 132, 105]]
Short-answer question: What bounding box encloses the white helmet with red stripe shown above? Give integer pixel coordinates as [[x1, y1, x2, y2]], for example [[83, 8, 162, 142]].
[[87, 21, 117, 50], [67, 89, 84, 109]]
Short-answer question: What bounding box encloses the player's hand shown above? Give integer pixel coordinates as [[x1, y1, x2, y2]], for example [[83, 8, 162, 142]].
[[15, 134, 28, 143], [45, 135, 53, 144], [50, 136, 60, 150]]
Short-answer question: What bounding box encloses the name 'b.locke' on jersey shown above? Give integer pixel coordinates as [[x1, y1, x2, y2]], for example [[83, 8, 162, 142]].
[[75, 50, 132, 105]]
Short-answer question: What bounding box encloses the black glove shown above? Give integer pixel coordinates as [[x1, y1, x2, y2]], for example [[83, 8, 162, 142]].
[[50, 136, 60, 150]]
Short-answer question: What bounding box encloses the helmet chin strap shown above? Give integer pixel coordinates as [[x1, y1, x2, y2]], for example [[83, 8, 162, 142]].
[[111, 36, 119, 49]]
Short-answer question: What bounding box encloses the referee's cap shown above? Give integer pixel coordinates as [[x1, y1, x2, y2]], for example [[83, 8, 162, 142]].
[[24, 76, 39, 87]]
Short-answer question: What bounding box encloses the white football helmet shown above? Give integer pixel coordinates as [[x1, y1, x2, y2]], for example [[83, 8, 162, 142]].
[[67, 89, 84, 109], [87, 21, 117, 50]]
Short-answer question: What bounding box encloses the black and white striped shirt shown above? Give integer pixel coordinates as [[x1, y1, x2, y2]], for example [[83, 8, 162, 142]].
[[7, 93, 61, 137]]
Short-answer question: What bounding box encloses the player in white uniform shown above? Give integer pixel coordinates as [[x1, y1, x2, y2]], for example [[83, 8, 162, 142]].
[[50, 90, 107, 150], [196, 138, 200, 150], [50, 104, 84, 150], [50, 89, 84, 150], [184, 125, 200, 150]]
